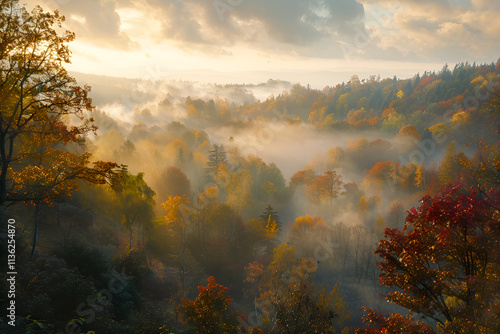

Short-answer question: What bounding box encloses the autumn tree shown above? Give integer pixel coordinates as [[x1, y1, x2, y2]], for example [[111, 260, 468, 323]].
[[398, 124, 421, 141], [161, 194, 191, 293], [357, 307, 435, 334], [307, 171, 343, 206], [374, 183, 500, 333], [259, 204, 281, 230], [362, 161, 397, 192], [0, 1, 123, 258], [289, 215, 330, 259], [177, 276, 242, 333], [156, 166, 191, 204], [373, 214, 385, 234], [257, 244, 350, 333], [414, 164, 425, 191], [439, 141, 470, 186], [243, 217, 278, 262], [113, 171, 155, 249], [466, 139, 500, 198], [204, 144, 227, 183], [0, 0, 119, 212], [224, 168, 254, 214], [289, 168, 316, 189], [357, 195, 368, 214], [326, 146, 344, 170]]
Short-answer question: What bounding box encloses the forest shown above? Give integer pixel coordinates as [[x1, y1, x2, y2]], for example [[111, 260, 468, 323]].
[[0, 1, 499, 333]]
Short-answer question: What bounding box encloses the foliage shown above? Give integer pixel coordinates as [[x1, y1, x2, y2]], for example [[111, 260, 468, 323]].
[[0, 0, 120, 207], [259, 204, 281, 230], [177, 276, 242, 333], [398, 125, 421, 141], [204, 144, 227, 183], [356, 307, 435, 334], [113, 171, 156, 248], [438, 142, 470, 186], [307, 171, 344, 205], [257, 244, 350, 333], [156, 166, 191, 204], [53, 238, 112, 279], [376, 183, 500, 333]]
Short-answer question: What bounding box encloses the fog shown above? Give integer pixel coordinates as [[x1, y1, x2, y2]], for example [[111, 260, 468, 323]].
[[71, 68, 500, 331]]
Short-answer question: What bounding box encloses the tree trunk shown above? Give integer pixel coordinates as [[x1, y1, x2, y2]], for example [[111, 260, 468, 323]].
[[0, 133, 12, 208], [180, 225, 186, 294], [31, 203, 40, 258], [129, 223, 133, 249], [57, 202, 61, 226], [0, 205, 6, 226], [141, 225, 145, 249], [116, 228, 120, 247]]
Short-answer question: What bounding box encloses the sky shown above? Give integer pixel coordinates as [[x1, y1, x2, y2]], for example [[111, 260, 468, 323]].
[[24, 0, 500, 88]]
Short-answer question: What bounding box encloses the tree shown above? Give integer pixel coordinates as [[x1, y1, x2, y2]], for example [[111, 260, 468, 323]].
[[259, 181, 278, 202], [0, 1, 123, 258], [204, 144, 227, 183], [177, 276, 242, 333], [113, 171, 155, 249], [363, 161, 397, 192], [307, 171, 343, 206], [375, 183, 500, 333], [225, 168, 253, 214], [357, 195, 368, 214], [326, 146, 344, 170], [398, 125, 421, 141], [156, 166, 191, 204], [373, 214, 385, 234], [357, 307, 435, 334], [289, 215, 330, 258], [465, 139, 500, 198], [257, 244, 350, 333], [259, 204, 281, 231], [161, 194, 191, 293], [414, 164, 424, 190], [290, 168, 316, 189], [0, 0, 116, 211], [439, 141, 469, 186]]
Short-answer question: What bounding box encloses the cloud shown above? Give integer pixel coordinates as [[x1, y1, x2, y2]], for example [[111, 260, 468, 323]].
[[361, 0, 500, 62], [35, 0, 138, 50], [28, 0, 500, 67], [137, 0, 366, 54]]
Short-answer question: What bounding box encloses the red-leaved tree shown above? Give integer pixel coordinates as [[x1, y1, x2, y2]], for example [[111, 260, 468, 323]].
[[177, 276, 242, 333], [359, 183, 500, 334]]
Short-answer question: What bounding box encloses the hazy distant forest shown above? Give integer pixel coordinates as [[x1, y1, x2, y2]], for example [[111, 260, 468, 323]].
[[1, 1, 500, 333]]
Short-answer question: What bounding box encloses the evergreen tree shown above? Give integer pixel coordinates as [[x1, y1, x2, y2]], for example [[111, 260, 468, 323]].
[[204, 144, 227, 183], [259, 204, 281, 230]]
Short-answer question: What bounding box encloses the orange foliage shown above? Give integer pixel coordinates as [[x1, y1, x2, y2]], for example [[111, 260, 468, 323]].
[[382, 106, 397, 118], [398, 125, 421, 141], [417, 76, 435, 88], [357, 307, 436, 334], [365, 161, 397, 183], [244, 261, 264, 284], [177, 276, 242, 333], [290, 168, 316, 188], [292, 215, 327, 233]]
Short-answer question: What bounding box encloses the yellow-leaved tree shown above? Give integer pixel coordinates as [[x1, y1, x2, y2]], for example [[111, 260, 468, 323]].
[[257, 244, 350, 333], [0, 0, 123, 256]]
